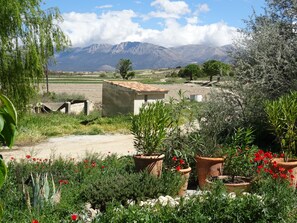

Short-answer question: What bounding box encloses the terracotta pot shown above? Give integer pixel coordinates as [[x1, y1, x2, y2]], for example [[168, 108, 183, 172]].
[[133, 154, 165, 177], [178, 167, 191, 197], [195, 156, 224, 189], [206, 175, 251, 194], [272, 158, 297, 188]]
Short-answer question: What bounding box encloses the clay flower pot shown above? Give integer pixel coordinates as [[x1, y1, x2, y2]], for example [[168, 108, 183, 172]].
[[133, 154, 165, 177], [206, 175, 251, 194], [177, 167, 191, 197], [195, 156, 224, 189]]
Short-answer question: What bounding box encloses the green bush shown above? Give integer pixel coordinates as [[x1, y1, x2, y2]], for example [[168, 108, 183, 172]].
[[79, 170, 182, 211]]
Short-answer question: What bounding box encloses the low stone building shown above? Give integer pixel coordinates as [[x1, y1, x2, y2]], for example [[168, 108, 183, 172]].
[[102, 81, 168, 116]]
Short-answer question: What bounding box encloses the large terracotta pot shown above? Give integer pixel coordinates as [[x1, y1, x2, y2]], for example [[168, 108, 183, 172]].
[[272, 158, 297, 188], [133, 154, 165, 177], [178, 167, 191, 197], [206, 176, 251, 194], [195, 156, 224, 189]]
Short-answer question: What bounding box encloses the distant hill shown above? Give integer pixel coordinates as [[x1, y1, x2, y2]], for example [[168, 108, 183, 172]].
[[50, 41, 233, 72]]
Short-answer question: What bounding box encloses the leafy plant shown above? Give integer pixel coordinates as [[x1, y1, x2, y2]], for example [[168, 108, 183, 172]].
[[264, 91, 297, 159], [79, 171, 182, 211], [222, 128, 258, 181], [131, 101, 172, 155], [0, 94, 18, 148], [164, 91, 199, 168]]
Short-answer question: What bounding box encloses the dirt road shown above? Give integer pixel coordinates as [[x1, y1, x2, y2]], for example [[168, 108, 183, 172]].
[[1, 134, 135, 162]]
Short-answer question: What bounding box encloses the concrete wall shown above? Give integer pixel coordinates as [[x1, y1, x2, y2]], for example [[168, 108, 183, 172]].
[[102, 82, 135, 116], [134, 94, 165, 115]]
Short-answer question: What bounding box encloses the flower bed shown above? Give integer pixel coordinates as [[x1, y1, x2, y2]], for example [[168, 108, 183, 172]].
[[1, 153, 297, 222]]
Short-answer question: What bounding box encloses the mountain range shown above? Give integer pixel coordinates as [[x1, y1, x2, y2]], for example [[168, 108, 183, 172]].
[[50, 42, 233, 72]]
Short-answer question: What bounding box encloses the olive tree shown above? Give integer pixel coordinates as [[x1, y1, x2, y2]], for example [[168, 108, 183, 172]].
[[199, 0, 297, 148], [116, 59, 135, 80], [0, 0, 70, 111]]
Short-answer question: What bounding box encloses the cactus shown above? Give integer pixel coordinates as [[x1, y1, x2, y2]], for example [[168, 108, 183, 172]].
[[22, 173, 61, 211]]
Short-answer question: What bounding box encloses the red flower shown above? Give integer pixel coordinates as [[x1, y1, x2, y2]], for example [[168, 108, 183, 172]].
[[101, 165, 105, 169], [278, 167, 285, 172], [91, 162, 96, 167], [288, 169, 293, 173], [84, 159, 88, 163], [280, 173, 288, 179], [172, 156, 177, 161], [26, 155, 31, 159], [59, 180, 69, 185], [10, 157, 14, 160], [272, 161, 278, 168], [179, 159, 185, 165], [71, 214, 78, 221], [176, 165, 181, 171], [280, 153, 285, 158], [272, 173, 278, 179], [290, 174, 295, 179], [32, 220, 39, 223]]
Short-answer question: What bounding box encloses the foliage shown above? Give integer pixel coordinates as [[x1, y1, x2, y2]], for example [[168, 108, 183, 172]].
[[164, 91, 199, 168], [80, 170, 182, 211], [131, 101, 172, 155], [0, 0, 69, 112], [264, 91, 297, 158], [97, 180, 297, 223], [116, 59, 135, 80], [223, 128, 258, 181], [0, 94, 18, 148], [202, 60, 231, 82], [178, 64, 203, 80], [200, 0, 297, 151]]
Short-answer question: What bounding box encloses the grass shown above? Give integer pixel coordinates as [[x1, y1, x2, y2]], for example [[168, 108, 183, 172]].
[[16, 111, 131, 146]]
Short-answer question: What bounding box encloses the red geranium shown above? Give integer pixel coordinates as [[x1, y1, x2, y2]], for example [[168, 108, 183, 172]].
[[71, 214, 78, 221]]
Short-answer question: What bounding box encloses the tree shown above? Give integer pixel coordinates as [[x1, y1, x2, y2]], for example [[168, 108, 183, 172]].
[[199, 0, 297, 149], [202, 60, 231, 82], [0, 0, 70, 112], [178, 64, 202, 80], [116, 59, 135, 80]]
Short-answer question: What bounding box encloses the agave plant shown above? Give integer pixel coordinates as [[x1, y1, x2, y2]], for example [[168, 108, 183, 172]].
[[22, 173, 61, 211]]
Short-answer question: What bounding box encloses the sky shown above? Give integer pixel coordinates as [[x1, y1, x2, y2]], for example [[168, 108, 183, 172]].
[[43, 0, 266, 48]]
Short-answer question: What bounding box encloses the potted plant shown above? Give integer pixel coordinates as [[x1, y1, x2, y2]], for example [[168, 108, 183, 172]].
[[131, 100, 172, 177], [264, 91, 297, 186], [163, 91, 198, 194], [189, 131, 225, 189], [206, 128, 257, 194]]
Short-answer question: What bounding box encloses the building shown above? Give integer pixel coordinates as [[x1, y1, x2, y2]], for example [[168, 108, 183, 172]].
[[102, 81, 168, 116]]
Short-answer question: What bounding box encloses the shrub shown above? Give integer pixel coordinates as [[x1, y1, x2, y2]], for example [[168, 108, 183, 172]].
[[79, 170, 182, 211]]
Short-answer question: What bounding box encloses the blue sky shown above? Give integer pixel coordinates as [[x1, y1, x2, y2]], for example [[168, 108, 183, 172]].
[[44, 0, 266, 47]]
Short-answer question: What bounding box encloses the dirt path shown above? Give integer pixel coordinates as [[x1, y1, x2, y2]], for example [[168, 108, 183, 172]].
[[1, 134, 135, 162]]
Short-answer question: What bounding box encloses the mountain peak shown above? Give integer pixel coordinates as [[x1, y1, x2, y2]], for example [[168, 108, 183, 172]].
[[50, 42, 232, 72]]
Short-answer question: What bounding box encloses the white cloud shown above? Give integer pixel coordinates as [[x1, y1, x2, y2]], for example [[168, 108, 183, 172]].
[[186, 16, 198, 25], [59, 9, 239, 48], [149, 0, 190, 19], [95, 5, 113, 9], [197, 3, 210, 13]]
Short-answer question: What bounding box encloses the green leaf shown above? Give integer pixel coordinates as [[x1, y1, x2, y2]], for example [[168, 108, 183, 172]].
[[0, 94, 17, 125], [0, 159, 7, 189]]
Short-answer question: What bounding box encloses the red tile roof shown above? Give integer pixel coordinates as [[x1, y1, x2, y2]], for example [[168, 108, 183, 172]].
[[105, 81, 168, 94]]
